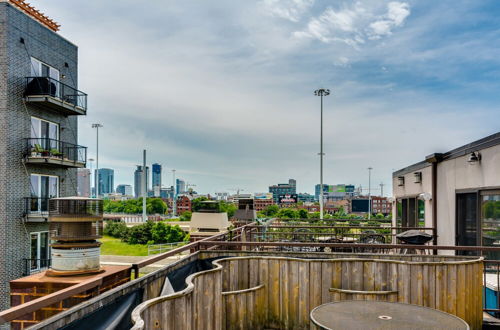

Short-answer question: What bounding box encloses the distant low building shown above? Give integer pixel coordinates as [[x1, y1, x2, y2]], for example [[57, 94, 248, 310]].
[[234, 199, 257, 222], [116, 184, 133, 196], [254, 198, 274, 212]]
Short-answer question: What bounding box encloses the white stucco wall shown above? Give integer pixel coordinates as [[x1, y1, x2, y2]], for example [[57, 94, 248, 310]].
[[436, 144, 500, 246]]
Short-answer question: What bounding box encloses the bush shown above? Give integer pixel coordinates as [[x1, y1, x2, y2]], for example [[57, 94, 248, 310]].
[[180, 211, 192, 221], [151, 222, 187, 243], [125, 221, 154, 245], [104, 221, 129, 239]]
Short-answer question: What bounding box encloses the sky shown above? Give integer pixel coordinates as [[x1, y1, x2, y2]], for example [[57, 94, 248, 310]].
[[33, 0, 500, 195]]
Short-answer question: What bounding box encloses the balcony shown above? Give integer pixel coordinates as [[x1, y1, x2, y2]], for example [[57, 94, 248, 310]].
[[24, 138, 86, 168], [24, 197, 51, 222], [24, 77, 87, 115], [22, 259, 51, 276]]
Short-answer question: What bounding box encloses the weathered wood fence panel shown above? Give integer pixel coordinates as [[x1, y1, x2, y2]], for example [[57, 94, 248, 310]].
[[132, 255, 483, 330]]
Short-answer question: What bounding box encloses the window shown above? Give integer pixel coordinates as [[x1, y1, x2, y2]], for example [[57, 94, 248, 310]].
[[30, 231, 50, 272], [30, 57, 60, 96], [481, 190, 500, 259], [30, 117, 59, 151], [30, 174, 58, 213], [396, 197, 421, 228]]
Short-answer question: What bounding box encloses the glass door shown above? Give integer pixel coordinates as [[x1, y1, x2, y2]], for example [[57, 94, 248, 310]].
[[481, 190, 500, 260], [456, 192, 478, 254], [30, 232, 50, 272]]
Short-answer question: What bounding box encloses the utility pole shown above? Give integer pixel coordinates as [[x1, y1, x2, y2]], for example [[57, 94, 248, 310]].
[[314, 88, 330, 220], [368, 167, 373, 220], [142, 150, 147, 222], [172, 169, 177, 217], [91, 124, 103, 198], [380, 183, 385, 197]]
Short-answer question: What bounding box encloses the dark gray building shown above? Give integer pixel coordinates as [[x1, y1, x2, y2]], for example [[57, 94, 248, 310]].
[[134, 165, 149, 198], [96, 168, 114, 196], [269, 179, 296, 203], [0, 1, 87, 310]]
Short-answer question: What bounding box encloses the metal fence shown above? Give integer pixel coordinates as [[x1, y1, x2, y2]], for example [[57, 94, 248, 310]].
[[147, 242, 188, 256], [25, 138, 87, 164], [25, 76, 87, 110]]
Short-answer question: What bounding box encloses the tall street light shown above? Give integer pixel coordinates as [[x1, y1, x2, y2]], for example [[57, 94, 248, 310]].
[[172, 169, 176, 217], [314, 88, 330, 220], [92, 124, 103, 198], [368, 167, 373, 220]]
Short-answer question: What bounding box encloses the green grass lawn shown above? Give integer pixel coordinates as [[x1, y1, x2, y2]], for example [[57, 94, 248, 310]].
[[100, 235, 149, 256]]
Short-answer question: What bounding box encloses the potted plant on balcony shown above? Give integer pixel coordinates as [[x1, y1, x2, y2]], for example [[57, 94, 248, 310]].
[[31, 144, 44, 157], [50, 148, 63, 159]]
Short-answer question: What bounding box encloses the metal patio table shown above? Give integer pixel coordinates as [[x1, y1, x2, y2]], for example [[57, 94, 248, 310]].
[[310, 300, 469, 330]]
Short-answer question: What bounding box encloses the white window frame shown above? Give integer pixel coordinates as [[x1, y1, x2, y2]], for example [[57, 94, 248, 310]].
[[30, 174, 59, 213], [30, 231, 50, 273]]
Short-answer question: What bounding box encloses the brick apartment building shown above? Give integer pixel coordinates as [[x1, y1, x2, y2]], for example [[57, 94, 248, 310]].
[[254, 198, 274, 212], [176, 195, 193, 214], [0, 1, 86, 310], [371, 196, 392, 215]]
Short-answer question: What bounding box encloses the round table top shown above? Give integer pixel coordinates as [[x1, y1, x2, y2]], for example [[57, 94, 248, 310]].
[[310, 301, 469, 330]]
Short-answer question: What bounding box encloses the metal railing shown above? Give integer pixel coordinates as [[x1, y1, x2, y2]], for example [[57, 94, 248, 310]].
[[24, 76, 87, 111], [25, 138, 87, 164], [23, 258, 51, 276], [147, 241, 188, 256], [24, 197, 51, 215]]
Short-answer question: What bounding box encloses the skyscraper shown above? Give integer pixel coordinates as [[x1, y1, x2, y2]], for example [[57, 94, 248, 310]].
[[77, 169, 91, 197], [134, 165, 149, 198], [176, 178, 186, 195], [152, 163, 162, 195], [96, 168, 114, 196]]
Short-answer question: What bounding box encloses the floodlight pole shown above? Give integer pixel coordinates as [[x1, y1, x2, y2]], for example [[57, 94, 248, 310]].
[[172, 169, 177, 217], [368, 167, 373, 220], [142, 150, 147, 222], [91, 124, 103, 198], [314, 88, 330, 220]]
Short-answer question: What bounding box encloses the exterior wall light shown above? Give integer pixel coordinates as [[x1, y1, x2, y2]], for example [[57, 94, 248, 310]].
[[418, 192, 432, 201], [468, 152, 481, 165]]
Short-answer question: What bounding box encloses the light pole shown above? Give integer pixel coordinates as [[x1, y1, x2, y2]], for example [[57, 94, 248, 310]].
[[91, 124, 103, 198], [88, 158, 94, 198], [314, 88, 330, 220], [142, 150, 147, 222], [368, 167, 373, 220], [172, 169, 176, 217]]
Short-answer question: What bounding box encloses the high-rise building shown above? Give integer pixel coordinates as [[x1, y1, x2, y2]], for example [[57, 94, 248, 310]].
[[269, 179, 297, 203], [77, 169, 91, 197], [116, 184, 133, 196], [134, 165, 149, 198], [176, 179, 186, 195], [152, 163, 162, 193], [0, 1, 87, 310], [95, 168, 114, 196]]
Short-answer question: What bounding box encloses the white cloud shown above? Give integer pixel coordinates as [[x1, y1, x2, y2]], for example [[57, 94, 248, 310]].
[[293, 1, 410, 45], [368, 2, 410, 39], [259, 0, 314, 22]]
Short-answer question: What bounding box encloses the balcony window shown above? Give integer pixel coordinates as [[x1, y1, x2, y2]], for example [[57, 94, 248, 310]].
[[28, 231, 50, 274], [29, 174, 58, 214], [31, 57, 60, 96]]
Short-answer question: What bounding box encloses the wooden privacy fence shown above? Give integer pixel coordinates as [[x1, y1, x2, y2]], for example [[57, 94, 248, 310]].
[[131, 254, 483, 330]]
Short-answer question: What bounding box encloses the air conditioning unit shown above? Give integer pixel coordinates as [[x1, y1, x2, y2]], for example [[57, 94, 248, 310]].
[[414, 172, 422, 183]]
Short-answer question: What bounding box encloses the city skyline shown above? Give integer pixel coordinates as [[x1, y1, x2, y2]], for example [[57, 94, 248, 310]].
[[34, 0, 500, 195]]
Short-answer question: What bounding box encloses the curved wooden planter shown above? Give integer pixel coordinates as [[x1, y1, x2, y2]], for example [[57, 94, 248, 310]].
[[131, 255, 484, 330]]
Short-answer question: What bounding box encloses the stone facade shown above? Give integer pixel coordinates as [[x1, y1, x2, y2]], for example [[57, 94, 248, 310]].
[[0, 2, 82, 310]]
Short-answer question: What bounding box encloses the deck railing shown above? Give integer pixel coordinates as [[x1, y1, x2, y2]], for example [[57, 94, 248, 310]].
[[24, 76, 87, 111]]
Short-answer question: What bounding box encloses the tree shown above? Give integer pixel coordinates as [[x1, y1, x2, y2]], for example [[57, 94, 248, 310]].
[[220, 202, 237, 217], [298, 209, 308, 219], [180, 211, 192, 221], [151, 222, 187, 243], [191, 197, 210, 212], [263, 204, 279, 216]]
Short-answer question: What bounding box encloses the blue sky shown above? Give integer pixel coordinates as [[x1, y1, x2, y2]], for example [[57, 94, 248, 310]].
[[35, 0, 500, 195]]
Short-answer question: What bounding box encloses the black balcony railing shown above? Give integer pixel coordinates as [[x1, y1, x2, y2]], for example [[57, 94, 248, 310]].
[[23, 258, 51, 276], [24, 197, 52, 216], [24, 76, 87, 111], [26, 138, 87, 165]]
